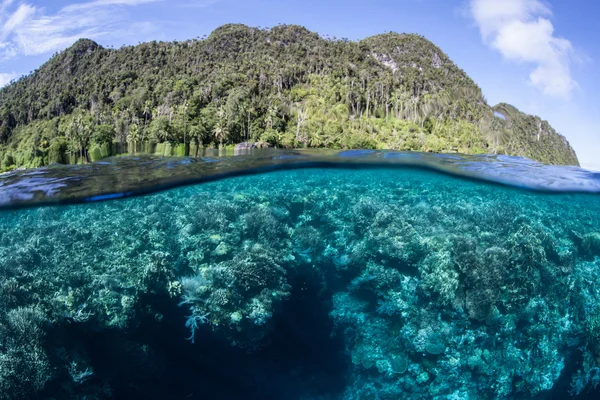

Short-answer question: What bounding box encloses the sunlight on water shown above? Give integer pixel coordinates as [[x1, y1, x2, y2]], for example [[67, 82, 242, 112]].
[[1, 166, 600, 399]]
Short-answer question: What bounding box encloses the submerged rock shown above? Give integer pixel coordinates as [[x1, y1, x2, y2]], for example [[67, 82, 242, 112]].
[[582, 232, 600, 257]]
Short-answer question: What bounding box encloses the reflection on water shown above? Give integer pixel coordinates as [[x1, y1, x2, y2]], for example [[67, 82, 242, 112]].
[[1, 149, 599, 209]]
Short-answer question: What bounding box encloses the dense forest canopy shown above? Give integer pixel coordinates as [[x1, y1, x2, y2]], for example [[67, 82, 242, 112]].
[[0, 24, 579, 170]]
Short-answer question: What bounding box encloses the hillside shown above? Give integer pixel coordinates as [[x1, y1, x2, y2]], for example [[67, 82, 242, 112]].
[[492, 103, 579, 166], [0, 24, 579, 170]]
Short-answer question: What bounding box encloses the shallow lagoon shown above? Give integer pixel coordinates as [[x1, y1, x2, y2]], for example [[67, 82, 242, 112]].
[[1, 159, 600, 399]]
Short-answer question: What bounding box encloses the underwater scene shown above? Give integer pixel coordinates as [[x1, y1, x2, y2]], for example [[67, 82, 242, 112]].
[[1, 153, 600, 399]]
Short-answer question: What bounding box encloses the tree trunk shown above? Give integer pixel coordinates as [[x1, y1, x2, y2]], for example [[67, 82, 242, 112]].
[[296, 109, 307, 145], [142, 115, 147, 143], [247, 112, 250, 140], [386, 102, 389, 123]]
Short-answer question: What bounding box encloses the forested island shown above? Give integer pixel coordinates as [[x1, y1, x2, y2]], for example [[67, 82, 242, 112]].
[[0, 24, 579, 171]]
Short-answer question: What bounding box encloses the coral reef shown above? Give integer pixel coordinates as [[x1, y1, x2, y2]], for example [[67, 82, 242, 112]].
[[0, 168, 599, 398]]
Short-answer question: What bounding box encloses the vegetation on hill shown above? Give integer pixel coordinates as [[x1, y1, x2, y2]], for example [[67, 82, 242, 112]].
[[492, 103, 579, 166], [0, 24, 579, 171]]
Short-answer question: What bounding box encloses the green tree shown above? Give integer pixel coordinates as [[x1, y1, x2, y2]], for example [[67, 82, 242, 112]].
[[0, 24, 579, 168], [148, 116, 172, 143], [93, 124, 115, 146], [127, 123, 140, 153], [213, 107, 228, 147]]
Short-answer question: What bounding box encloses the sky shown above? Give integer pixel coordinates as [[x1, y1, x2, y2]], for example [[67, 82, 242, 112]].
[[0, 0, 598, 170]]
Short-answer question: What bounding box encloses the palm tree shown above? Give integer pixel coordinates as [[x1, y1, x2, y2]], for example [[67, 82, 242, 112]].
[[214, 107, 228, 147], [157, 121, 171, 143], [309, 130, 324, 147], [213, 122, 227, 147], [127, 123, 140, 153]]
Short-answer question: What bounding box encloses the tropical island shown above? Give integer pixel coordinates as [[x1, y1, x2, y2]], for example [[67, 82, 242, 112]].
[[0, 23, 579, 171], [3, 22, 600, 400]]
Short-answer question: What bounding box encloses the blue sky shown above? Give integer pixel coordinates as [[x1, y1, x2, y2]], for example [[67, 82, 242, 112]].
[[0, 0, 598, 169]]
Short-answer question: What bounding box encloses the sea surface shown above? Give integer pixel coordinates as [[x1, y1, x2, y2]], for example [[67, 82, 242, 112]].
[[0, 150, 599, 400]]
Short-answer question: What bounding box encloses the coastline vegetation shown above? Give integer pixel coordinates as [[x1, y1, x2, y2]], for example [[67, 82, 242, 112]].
[[0, 24, 579, 172]]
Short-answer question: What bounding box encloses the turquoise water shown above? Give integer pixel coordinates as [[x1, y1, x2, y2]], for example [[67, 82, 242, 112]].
[[1, 163, 600, 399]]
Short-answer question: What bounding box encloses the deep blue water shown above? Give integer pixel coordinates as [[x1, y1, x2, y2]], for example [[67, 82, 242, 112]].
[[0, 151, 600, 399]]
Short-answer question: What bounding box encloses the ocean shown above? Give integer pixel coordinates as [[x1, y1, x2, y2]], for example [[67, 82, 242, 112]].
[[0, 150, 599, 399]]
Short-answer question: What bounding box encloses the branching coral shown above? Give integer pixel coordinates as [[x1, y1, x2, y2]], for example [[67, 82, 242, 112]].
[[179, 244, 291, 347]]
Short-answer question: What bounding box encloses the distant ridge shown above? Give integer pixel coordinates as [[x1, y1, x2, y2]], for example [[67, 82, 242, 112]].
[[0, 23, 579, 170]]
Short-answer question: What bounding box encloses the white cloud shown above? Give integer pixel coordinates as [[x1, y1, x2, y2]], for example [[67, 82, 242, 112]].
[[469, 0, 577, 98], [1, 4, 34, 37], [0, 0, 15, 13], [0, 71, 18, 86], [94, 0, 161, 5], [179, 0, 221, 8], [0, 0, 161, 58], [62, 0, 161, 13]]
